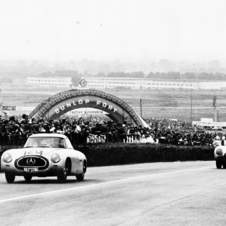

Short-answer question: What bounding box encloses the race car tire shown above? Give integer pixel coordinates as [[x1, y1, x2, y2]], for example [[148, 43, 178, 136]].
[[57, 160, 70, 183], [76, 161, 86, 181], [5, 172, 15, 183], [76, 172, 84, 181], [24, 175, 32, 182], [216, 160, 222, 169]]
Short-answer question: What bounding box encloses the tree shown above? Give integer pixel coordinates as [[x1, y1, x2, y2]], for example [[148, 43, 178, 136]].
[[71, 71, 82, 87]]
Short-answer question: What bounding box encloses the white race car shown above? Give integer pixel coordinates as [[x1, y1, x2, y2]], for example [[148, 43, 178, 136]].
[[1, 133, 87, 183], [214, 145, 226, 169]]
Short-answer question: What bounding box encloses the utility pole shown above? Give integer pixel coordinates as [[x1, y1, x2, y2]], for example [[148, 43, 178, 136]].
[[191, 90, 193, 124], [140, 99, 143, 118], [0, 89, 2, 115], [213, 96, 217, 122]]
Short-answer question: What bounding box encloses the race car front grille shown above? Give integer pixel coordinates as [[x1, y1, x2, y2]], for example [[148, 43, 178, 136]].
[[15, 156, 49, 170]]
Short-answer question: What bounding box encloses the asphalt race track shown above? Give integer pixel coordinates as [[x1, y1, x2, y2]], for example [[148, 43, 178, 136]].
[[0, 161, 225, 226]]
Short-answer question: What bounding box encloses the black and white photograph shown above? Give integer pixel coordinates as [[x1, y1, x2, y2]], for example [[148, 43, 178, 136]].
[[0, 0, 226, 225]]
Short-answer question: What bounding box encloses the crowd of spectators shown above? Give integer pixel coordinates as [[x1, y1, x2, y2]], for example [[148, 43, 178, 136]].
[[0, 114, 224, 147]]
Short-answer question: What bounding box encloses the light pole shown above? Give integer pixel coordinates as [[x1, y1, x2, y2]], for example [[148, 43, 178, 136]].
[[191, 90, 193, 124], [0, 89, 2, 115], [213, 96, 217, 122], [140, 99, 143, 118]]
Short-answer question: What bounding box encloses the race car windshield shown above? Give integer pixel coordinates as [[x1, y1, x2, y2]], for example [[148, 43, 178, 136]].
[[24, 137, 66, 148]]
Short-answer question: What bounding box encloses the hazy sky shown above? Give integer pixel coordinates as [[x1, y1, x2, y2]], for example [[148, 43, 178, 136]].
[[0, 0, 226, 63]]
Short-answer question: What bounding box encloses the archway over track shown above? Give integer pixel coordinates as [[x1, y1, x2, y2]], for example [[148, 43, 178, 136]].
[[29, 89, 148, 127]]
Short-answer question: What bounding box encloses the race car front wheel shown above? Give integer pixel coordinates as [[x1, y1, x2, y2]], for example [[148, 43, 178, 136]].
[[57, 160, 70, 183], [24, 175, 32, 182], [216, 160, 222, 169], [5, 172, 15, 183]]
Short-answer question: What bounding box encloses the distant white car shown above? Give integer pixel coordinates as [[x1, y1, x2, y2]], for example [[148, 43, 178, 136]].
[[214, 145, 226, 168], [1, 133, 87, 183], [140, 135, 157, 144]]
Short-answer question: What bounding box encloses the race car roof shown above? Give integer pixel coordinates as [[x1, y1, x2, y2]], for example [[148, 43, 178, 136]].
[[29, 133, 67, 138]]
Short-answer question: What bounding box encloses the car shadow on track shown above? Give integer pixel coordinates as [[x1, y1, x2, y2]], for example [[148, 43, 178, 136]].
[[12, 178, 102, 184]]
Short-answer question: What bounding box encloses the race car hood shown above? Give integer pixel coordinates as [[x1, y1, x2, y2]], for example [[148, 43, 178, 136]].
[[23, 148, 63, 156], [1, 148, 59, 161]]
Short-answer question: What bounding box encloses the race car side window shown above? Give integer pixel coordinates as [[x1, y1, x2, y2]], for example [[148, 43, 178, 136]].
[[53, 138, 66, 148], [60, 138, 67, 148], [65, 138, 74, 149]]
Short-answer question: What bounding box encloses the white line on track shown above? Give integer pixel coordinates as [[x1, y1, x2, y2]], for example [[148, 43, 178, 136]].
[[0, 166, 211, 204]]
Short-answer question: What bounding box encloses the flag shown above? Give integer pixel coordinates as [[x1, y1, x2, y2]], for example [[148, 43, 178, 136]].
[[213, 96, 217, 107]]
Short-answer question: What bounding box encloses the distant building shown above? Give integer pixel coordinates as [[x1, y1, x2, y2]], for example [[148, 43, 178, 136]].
[[13, 78, 27, 85], [83, 77, 198, 90], [197, 81, 226, 90], [26, 76, 226, 90], [27, 77, 72, 88]]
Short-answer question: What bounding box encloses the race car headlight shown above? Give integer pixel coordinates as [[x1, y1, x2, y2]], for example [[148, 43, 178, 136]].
[[216, 148, 223, 155], [51, 153, 61, 163], [2, 153, 13, 163]]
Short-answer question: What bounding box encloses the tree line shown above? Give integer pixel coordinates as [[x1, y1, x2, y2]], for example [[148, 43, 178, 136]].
[[1, 70, 226, 85], [41, 70, 226, 81]]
